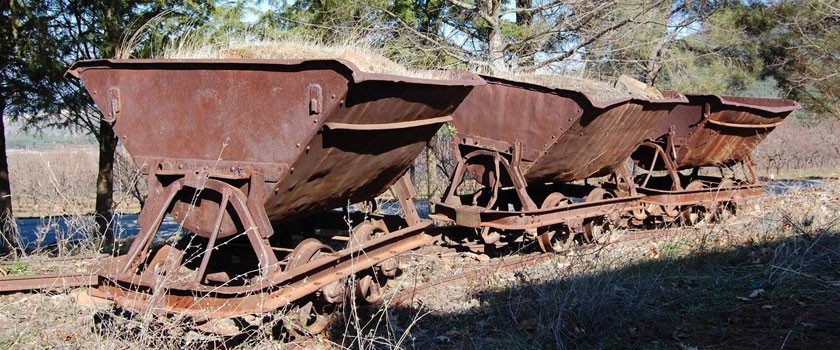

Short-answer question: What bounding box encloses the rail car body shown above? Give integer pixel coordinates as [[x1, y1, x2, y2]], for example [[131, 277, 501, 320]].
[[68, 59, 482, 328], [631, 93, 801, 222], [430, 76, 687, 252]]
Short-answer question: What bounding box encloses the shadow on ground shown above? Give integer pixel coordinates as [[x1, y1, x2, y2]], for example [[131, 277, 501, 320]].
[[328, 230, 840, 349]]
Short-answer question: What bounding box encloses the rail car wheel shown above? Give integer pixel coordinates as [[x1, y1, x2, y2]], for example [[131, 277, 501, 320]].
[[679, 206, 706, 226], [660, 205, 681, 223], [353, 274, 383, 304], [582, 188, 617, 243], [630, 208, 648, 226], [285, 239, 337, 335], [708, 179, 738, 222], [350, 219, 398, 278], [537, 225, 575, 253], [348, 220, 389, 303], [349, 219, 389, 247], [583, 218, 611, 244], [542, 192, 572, 209], [537, 193, 575, 253], [582, 188, 618, 243], [286, 300, 331, 337], [680, 180, 710, 225]]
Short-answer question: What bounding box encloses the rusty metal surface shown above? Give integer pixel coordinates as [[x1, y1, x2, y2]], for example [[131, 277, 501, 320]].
[[0, 273, 98, 293], [637, 94, 801, 170], [69, 59, 481, 236], [451, 76, 686, 183]]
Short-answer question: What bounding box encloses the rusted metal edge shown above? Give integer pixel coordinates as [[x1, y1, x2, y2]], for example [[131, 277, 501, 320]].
[[684, 93, 802, 114], [636, 183, 763, 195], [137, 157, 289, 181], [0, 273, 99, 293], [705, 118, 787, 129], [324, 115, 453, 131], [480, 75, 688, 109], [66, 59, 484, 87]]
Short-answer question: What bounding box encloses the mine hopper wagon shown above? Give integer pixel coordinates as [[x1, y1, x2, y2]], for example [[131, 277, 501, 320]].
[[67, 59, 481, 334], [431, 76, 686, 253], [630, 93, 800, 224]]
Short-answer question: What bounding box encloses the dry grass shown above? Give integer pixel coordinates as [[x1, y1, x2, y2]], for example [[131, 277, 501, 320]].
[[492, 72, 645, 102], [156, 31, 460, 80], [373, 181, 840, 349]]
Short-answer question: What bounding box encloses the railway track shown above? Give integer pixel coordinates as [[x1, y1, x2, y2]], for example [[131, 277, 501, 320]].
[[384, 226, 682, 307], [0, 273, 97, 292], [0, 225, 677, 301]]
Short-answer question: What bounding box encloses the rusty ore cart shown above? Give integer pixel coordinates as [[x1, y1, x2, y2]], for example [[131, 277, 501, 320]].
[[630, 93, 800, 223], [67, 59, 481, 333], [431, 76, 685, 252]]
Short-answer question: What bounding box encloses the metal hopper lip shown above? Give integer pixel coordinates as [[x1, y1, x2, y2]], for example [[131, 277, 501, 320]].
[[66, 58, 485, 87], [479, 74, 688, 108], [681, 93, 803, 115]]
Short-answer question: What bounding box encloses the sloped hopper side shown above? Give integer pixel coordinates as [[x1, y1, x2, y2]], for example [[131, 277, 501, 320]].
[[634, 94, 801, 170], [450, 76, 686, 184], [69, 59, 481, 237]]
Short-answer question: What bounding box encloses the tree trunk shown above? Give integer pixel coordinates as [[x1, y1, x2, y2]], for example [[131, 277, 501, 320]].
[[96, 118, 119, 249], [487, 2, 505, 74], [645, 37, 666, 85], [0, 98, 16, 255]]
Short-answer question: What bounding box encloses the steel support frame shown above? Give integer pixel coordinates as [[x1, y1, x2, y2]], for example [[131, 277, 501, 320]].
[[434, 148, 641, 232], [119, 170, 279, 279], [93, 172, 432, 320]]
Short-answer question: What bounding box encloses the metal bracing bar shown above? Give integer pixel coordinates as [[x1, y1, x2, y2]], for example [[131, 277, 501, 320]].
[[393, 174, 422, 226], [441, 154, 468, 206], [705, 118, 785, 129], [641, 144, 660, 189], [744, 157, 760, 184], [226, 186, 279, 276], [615, 162, 637, 195], [246, 172, 274, 239], [486, 155, 501, 209], [645, 141, 683, 191], [120, 179, 184, 275], [195, 189, 230, 283]]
